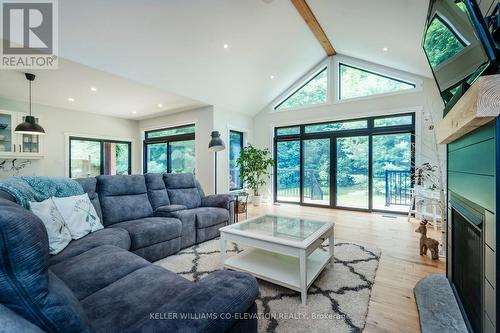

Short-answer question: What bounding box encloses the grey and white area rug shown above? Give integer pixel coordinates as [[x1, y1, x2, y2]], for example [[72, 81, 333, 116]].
[[155, 239, 381, 333]]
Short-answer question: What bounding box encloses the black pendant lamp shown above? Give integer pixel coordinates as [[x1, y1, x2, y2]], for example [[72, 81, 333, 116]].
[[15, 73, 46, 135]]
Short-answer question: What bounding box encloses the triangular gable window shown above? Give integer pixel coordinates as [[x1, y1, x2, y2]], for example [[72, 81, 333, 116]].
[[339, 63, 415, 100], [275, 67, 328, 110]]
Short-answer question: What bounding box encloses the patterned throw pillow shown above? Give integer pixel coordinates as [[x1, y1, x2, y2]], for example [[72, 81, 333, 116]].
[[53, 194, 103, 240], [30, 198, 72, 254]]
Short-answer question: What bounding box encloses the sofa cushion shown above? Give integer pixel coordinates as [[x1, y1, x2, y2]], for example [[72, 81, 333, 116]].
[[0, 304, 44, 333], [97, 175, 153, 225], [162, 209, 197, 249], [75, 178, 103, 221], [0, 198, 91, 332], [164, 173, 202, 208], [132, 238, 181, 262], [144, 173, 170, 210], [49, 227, 131, 266], [81, 265, 192, 333], [94, 267, 258, 333], [191, 207, 230, 228], [50, 245, 150, 301], [167, 188, 201, 209], [110, 217, 182, 250], [164, 172, 196, 189]]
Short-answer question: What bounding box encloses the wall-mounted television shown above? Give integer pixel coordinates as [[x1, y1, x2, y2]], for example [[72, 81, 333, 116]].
[[422, 0, 498, 115]]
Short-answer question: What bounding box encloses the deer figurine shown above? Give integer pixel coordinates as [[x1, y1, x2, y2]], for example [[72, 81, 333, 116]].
[[415, 221, 439, 260]]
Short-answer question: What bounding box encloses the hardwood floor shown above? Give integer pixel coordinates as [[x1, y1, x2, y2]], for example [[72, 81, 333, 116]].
[[244, 203, 445, 333]]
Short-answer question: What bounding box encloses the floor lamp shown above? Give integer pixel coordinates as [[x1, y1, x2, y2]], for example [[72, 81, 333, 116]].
[[208, 131, 225, 194]]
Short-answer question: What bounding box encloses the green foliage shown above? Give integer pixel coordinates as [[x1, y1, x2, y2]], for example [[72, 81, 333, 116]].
[[424, 15, 465, 68], [236, 145, 274, 196], [276, 68, 327, 110], [340, 65, 414, 100]]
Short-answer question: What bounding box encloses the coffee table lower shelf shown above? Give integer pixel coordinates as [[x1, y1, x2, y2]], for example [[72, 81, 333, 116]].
[[223, 247, 331, 292]]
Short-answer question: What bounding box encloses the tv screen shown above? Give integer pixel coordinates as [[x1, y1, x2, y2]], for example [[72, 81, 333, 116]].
[[423, 0, 497, 109]]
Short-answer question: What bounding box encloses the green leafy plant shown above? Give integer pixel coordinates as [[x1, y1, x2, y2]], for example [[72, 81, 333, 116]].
[[236, 145, 274, 196]]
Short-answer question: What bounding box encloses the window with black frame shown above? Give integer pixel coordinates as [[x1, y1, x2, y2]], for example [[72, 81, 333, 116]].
[[274, 114, 415, 213], [229, 130, 244, 190], [69, 137, 131, 178], [143, 124, 195, 174]]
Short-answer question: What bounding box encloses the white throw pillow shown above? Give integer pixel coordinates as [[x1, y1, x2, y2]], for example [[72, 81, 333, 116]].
[[30, 198, 72, 255], [53, 194, 103, 240]]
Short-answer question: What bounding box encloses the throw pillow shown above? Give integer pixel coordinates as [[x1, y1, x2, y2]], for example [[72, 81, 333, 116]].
[[29, 198, 72, 255], [53, 194, 103, 239]]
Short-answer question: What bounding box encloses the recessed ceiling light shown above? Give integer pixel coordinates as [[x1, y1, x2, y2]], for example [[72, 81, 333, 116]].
[[157, 103, 163, 108], [132, 111, 137, 114], [383, 47, 388, 52], [90, 87, 97, 92], [68, 97, 75, 102], [223, 44, 229, 49], [270, 75, 275, 79]]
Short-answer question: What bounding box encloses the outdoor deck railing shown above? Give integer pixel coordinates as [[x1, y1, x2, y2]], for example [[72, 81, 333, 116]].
[[384, 169, 411, 206]]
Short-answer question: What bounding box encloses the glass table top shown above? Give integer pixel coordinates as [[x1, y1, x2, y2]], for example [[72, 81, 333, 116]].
[[226, 215, 331, 242]]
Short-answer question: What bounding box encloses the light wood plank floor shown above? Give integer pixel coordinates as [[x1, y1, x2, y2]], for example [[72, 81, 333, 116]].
[[244, 203, 445, 333]]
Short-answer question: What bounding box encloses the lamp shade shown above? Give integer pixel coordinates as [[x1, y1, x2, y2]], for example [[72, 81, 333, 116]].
[[14, 116, 46, 135], [208, 131, 225, 151], [14, 73, 46, 135]]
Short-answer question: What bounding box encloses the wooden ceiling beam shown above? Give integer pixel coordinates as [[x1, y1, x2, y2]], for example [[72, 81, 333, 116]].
[[290, 0, 336, 56]]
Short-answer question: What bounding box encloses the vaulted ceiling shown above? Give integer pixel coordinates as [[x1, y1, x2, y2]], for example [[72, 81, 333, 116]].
[[1, 0, 432, 118]]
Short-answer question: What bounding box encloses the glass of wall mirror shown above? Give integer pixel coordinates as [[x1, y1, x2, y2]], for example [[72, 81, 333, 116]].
[[0, 113, 13, 153]]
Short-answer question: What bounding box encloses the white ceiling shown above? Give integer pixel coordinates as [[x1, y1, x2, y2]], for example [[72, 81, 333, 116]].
[[57, 0, 326, 116], [308, 0, 432, 78], [0, 58, 206, 119], [1, 0, 433, 118]]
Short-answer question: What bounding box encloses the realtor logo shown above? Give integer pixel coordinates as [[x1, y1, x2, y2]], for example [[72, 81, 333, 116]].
[[1, 0, 58, 69]]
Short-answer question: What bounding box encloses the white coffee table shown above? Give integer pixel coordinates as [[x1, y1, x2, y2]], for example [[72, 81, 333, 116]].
[[219, 214, 334, 305]]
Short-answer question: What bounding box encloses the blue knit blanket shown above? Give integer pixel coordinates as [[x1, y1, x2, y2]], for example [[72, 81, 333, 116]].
[[0, 176, 84, 209]]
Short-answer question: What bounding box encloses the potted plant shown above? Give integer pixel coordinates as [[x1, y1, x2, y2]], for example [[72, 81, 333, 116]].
[[236, 144, 274, 206]]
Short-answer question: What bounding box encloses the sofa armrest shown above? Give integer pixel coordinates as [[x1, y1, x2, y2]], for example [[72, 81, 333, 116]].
[[150, 270, 258, 333], [202, 194, 234, 210], [153, 205, 187, 217]]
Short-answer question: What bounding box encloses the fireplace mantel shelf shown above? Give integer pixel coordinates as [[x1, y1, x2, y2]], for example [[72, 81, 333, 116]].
[[436, 74, 500, 144]]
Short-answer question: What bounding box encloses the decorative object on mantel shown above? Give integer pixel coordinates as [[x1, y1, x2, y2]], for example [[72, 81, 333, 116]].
[[14, 73, 46, 135], [0, 159, 31, 176], [436, 74, 500, 144], [415, 221, 439, 260]]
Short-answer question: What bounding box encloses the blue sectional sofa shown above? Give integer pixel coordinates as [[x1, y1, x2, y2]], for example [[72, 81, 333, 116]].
[[0, 173, 258, 333]]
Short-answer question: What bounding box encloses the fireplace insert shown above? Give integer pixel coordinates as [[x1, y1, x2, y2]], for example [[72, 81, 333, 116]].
[[450, 195, 484, 333]]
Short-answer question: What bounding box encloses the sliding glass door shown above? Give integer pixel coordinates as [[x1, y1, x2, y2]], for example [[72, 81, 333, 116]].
[[303, 138, 330, 205], [372, 133, 412, 212], [274, 114, 414, 213], [336, 136, 369, 209], [276, 140, 301, 202]]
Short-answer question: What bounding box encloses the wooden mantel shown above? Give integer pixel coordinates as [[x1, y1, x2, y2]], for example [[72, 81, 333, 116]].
[[436, 74, 500, 144]]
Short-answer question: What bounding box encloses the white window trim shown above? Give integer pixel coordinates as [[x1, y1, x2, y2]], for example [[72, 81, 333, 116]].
[[269, 55, 424, 113], [64, 133, 134, 178], [271, 58, 331, 113]]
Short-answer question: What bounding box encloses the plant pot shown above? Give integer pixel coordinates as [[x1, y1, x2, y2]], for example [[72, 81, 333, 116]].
[[252, 195, 262, 206]]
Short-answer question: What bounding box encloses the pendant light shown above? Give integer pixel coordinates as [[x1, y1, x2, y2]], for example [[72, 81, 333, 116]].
[[14, 73, 46, 135]]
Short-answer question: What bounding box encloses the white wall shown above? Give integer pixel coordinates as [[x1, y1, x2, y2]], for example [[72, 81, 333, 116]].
[[252, 54, 445, 201], [138, 106, 215, 193], [0, 97, 140, 178], [213, 106, 253, 194]]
